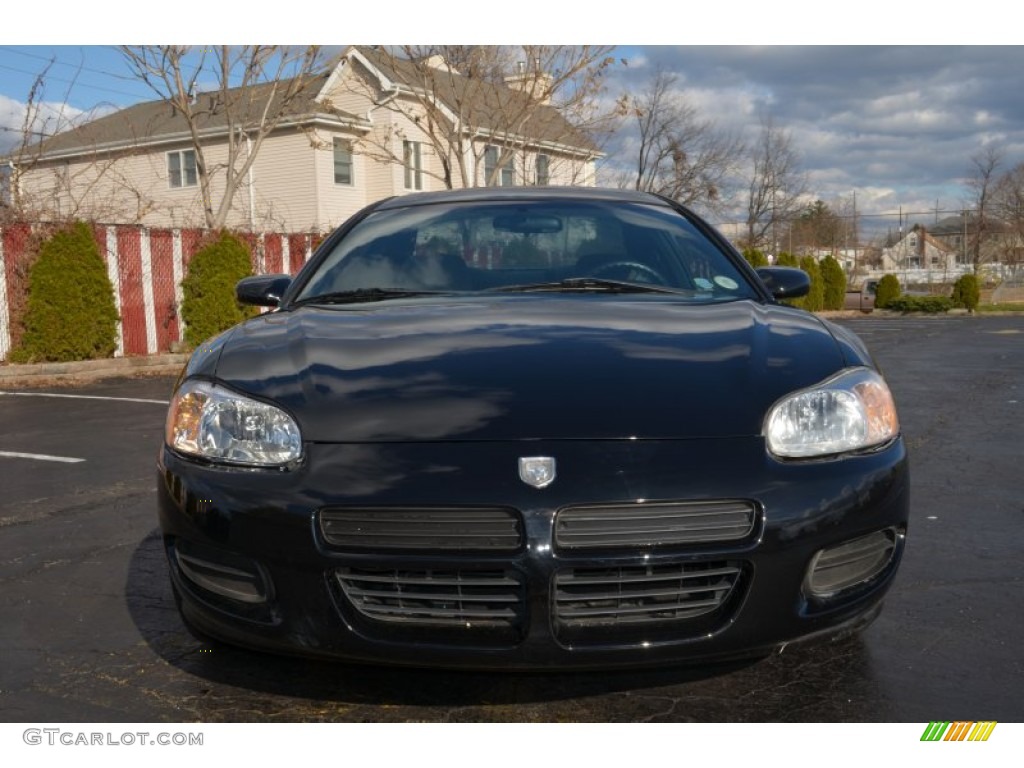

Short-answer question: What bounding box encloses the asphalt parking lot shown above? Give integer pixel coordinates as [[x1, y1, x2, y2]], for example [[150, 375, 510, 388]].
[[1, 314, 1021, 722]]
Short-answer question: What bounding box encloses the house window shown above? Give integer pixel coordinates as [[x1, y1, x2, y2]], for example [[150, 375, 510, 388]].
[[535, 154, 550, 186], [168, 149, 197, 188], [0, 164, 11, 207], [484, 145, 514, 187], [403, 140, 422, 190], [333, 139, 353, 185], [484, 146, 498, 186]]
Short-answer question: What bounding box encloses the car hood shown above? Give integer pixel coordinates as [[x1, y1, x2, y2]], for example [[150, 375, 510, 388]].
[[211, 296, 845, 442]]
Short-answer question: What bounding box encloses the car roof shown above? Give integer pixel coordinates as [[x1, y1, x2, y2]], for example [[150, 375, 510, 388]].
[[373, 186, 673, 211]]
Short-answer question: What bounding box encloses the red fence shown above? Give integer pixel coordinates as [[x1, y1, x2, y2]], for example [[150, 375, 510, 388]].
[[0, 222, 317, 361]]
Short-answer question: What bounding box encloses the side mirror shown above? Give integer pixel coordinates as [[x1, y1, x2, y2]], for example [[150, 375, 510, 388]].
[[236, 274, 292, 307], [755, 267, 810, 300]]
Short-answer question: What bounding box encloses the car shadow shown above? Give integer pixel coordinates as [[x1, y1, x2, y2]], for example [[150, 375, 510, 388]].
[[126, 528, 884, 717]]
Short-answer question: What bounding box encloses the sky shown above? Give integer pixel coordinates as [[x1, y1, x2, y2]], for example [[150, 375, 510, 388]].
[[1, 3, 1018, 239]]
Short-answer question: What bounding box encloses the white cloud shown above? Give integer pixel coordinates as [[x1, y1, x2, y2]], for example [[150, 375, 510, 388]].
[[600, 46, 1024, 225], [0, 94, 92, 155]]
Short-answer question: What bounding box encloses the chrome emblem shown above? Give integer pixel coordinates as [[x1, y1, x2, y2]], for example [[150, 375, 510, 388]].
[[519, 456, 556, 489]]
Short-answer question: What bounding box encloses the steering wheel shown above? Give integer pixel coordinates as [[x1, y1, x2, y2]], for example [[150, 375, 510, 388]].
[[590, 260, 668, 286]]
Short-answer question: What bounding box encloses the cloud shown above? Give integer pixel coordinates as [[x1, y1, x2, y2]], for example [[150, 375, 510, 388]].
[[0, 94, 104, 155], [597, 45, 1024, 234]]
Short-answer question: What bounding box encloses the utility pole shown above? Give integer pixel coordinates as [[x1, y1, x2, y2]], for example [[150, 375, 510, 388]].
[[852, 190, 858, 280]]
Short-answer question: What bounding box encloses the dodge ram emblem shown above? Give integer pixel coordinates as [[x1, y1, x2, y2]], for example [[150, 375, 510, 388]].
[[519, 457, 556, 489]]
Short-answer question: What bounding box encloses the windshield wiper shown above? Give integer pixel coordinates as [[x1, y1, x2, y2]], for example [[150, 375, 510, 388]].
[[291, 288, 448, 306], [486, 277, 683, 295]]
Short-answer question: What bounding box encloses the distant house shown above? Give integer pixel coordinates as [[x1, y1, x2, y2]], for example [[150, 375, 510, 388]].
[[928, 213, 1019, 268], [880, 225, 957, 272], [9, 46, 601, 232]]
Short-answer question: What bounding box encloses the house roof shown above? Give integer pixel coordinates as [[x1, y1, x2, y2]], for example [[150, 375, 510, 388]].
[[21, 72, 364, 161], [347, 46, 601, 155], [930, 214, 1010, 236], [892, 228, 954, 253], [18, 47, 600, 163]]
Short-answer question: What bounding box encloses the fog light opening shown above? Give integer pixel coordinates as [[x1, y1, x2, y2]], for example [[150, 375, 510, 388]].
[[174, 541, 269, 604], [805, 528, 898, 599]]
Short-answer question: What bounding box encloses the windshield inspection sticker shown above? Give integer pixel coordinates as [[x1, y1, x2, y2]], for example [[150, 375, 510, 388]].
[[694, 278, 713, 290], [714, 276, 739, 290]]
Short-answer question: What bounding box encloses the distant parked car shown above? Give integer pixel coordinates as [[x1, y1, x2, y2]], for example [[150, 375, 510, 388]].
[[845, 279, 878, 312], [158, 187, 908, 669]]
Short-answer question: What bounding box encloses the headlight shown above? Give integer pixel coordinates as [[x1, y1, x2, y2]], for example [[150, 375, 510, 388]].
[[764, 368, 899, 458], [165, 380, 302, 467]]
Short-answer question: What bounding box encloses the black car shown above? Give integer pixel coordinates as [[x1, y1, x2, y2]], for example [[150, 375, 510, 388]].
[[158, 187, 908, 669]]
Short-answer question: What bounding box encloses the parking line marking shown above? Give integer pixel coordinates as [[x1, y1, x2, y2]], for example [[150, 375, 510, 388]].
[[0, 391, 168, 405], [0, 451, 85, 463]]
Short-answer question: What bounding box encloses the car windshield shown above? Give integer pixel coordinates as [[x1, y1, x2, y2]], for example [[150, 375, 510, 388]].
[[296, 200, 758, 303]]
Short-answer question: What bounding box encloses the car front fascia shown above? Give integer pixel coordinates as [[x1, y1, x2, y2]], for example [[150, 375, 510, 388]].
[[157, 429, 908, 670]]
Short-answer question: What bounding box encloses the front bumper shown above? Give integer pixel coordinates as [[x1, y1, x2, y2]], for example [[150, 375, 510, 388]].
[[156, 436, 909, 669]]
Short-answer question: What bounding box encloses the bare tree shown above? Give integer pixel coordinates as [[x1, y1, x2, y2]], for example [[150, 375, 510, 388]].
[[626, 67, 742, 213], [344, 46, 620, 189], [744, 116, 807, 252], [991, 160, 1024, 276], [119, 46, 329, 230], [2, 59, 76, 218], [786, 200, 844, 252], [1, 59, 143, 223], [965, 145, 1004, 273]]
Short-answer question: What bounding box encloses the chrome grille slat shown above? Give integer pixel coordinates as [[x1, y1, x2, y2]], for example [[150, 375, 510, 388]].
[[558, 565, 741, 585], [337, 568, 525, 628], [554, 561, 742, 628], [344, 587, 521, 603], [321, 507, 523, 551], [355, 605, 519, 620], [556, 501, 756, 549], [558, 599, 723, 619], [563, 509, 750, 523], [341, 573, 520, 588], [559, 580, 737, 601]]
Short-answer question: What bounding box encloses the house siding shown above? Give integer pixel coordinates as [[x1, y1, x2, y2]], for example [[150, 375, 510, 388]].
[[247, 129, 320, 231], [314, 128, 369, 229]]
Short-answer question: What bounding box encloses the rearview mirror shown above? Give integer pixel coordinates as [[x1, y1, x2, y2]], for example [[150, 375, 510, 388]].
[[493, 214, 563, 234]]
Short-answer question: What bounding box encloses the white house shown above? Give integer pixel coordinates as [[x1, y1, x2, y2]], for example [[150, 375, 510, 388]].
[[9, 47, 602, 232]]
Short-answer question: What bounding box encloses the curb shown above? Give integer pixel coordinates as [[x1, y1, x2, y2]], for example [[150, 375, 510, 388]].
[[0, 354, 188, 388]]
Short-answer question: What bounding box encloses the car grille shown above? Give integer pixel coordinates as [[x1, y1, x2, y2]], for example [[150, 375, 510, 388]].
[[336, 567, 526, 629], [555, 500, 756, 549], [320, 507, 523, 551], [553, 560, 743, 642]]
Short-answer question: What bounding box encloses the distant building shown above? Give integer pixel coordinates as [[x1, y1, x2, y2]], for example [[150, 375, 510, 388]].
[[881, 225, 957, 272]]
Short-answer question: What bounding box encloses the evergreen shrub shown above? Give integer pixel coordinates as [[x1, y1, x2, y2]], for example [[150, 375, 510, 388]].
[[12, 222, 119, 363], [875, 274, 901, 308], [180, 231, 257, 347], [819, 255, 846, 310], [951, 274, 980, 312]]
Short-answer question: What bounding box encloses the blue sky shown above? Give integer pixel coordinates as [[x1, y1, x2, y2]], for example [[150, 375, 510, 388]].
[[1, 6, 1017, 236]]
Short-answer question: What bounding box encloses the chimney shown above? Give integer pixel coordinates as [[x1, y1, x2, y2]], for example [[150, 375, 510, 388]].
[[504, 60, 552, 104]]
